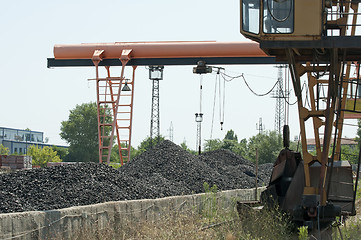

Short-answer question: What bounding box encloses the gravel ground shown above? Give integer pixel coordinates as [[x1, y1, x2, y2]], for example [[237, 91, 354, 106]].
[[0, 140, 272, 213]]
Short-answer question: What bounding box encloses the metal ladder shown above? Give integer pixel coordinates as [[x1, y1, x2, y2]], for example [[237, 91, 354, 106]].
[[92, 50, 135, 165]]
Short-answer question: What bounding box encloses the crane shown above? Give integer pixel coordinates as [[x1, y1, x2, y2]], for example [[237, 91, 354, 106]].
[[48, 41, 276, 165], [240, 0, 361, 235]]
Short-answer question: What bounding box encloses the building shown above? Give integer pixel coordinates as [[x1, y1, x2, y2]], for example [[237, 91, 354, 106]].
[[0, 127, 67, 154], [306, 138, 358, 152]]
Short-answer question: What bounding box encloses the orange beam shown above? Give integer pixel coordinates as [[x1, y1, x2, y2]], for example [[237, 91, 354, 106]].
[[54, 41, 267, 60]]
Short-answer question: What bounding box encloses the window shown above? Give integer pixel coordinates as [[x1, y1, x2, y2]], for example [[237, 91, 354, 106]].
[[5, 129, 17, 141], [263, 0, 294, 34], [14, 148, 18, 153], [19, 148, 22, 154], [34, 133, 43, 143], [242, 0, 260, 34], [15, 135, 23, 141]]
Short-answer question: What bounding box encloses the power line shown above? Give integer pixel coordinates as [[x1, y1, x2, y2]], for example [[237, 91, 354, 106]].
[[219, 71, 279, 96], [239, 74, 279, 97]]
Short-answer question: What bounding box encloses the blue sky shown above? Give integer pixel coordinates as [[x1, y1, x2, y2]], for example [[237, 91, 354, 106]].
[[0, 1, 357, 149]]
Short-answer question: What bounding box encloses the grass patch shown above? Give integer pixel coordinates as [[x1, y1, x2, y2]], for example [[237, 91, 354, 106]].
[[52, 183, 294, 239], [333, 219, 361, 240], [41, 180, 361, 239], [332, 179, 361, 240], [53, 203, 294, 240], [356, 179, 361, 200]]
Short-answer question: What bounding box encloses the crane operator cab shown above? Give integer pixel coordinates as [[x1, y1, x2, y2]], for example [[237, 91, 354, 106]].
[[241, 0, 322, 41]]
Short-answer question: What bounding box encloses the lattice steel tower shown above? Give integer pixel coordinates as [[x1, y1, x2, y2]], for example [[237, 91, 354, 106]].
[[274, 65, 286, 133], [149, 66, 164, 145], [168, 121, 174, 142]]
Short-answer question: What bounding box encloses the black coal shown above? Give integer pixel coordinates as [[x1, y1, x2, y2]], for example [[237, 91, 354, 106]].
[[0, 140, 272, 213]]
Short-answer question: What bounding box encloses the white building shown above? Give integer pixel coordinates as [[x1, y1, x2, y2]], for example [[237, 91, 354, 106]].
[[0, 127, 67, 154]]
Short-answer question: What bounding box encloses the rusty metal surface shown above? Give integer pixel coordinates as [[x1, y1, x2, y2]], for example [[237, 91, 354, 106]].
[[282, 162, 305, 212], [310, 161, 354, 213], [270, 149, 299, 183]]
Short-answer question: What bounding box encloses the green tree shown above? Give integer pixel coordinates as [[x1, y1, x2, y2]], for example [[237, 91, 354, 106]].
[[356, 119, 361, 147], [204, 129, 295, 163], [204, 139, 223, 152], [111, 143, 138, 163], [136, 136, 165, 156], [227, 138, 248, 157], [129, 146, 139, 160], [204, 130, 248, 157], [0, 144, 10, 155], [60, 102, 104, 163], [247, 131, 283, 164], [180, 140, 197, 155], [28, 145, 61, 167], [52, 146, 69, 160], [224, 129, 238, 141], [204, 138, 248, 157], [340, 145, 359, 164], [343, 119, 361, 163]]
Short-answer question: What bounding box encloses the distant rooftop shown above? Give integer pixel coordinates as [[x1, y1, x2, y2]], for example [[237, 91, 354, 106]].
[[0, 127, 67, 155], [306, 138, 357, 146], [0, 127, 43, 144]]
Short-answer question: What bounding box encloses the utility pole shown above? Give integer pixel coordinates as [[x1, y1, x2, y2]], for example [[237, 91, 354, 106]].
[[255, 148, 258, 200], [149, 66, 164, 147]]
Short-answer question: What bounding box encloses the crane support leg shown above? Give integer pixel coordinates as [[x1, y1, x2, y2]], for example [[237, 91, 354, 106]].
[[278, 48, 354, 230], [93, 49, 134, 165]]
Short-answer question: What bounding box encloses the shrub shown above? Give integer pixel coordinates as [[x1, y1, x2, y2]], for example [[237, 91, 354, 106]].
[[27, 145, 61, 167]]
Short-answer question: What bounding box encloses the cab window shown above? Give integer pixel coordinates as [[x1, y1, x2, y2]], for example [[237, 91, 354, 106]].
[[263, 0, 294, 34], [242, 0, 260, 34]]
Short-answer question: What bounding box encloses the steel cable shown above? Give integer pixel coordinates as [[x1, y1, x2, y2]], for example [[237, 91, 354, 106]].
[[210, 74, 219, 139], [227, 73, 279, 97]]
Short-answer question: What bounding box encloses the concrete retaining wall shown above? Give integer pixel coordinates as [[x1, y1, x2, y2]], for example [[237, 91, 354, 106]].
[[0, 187, 265, 240]]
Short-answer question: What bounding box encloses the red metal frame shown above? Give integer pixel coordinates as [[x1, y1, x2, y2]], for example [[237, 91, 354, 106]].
[[91, 50, 134, 165]]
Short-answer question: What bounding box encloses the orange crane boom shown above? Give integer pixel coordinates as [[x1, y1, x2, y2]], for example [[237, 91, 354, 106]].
[[53, 41, 268, 60]]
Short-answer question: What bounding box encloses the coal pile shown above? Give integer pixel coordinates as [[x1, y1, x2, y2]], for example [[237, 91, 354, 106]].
[[0, 163, 127, 213], [119, 140, 226, 197], [199, 149, 271, 189], [0, 140, 272, 213]]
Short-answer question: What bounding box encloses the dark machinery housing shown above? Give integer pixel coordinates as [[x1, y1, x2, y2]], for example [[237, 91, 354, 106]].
[[261, 146, 354, 231]]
